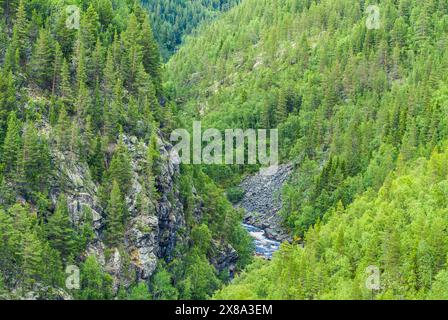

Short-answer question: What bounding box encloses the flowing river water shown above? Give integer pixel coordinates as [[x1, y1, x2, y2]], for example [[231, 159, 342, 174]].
[[242, 223, 281, 259]]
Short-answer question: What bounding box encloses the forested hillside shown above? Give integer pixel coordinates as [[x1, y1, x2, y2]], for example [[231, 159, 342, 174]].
[[0, 0, 251, 299], [166, 0, 448, 299], [141, 0, 240, 60]]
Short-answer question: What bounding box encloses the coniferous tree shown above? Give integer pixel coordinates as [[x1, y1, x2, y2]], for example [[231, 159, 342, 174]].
[[2, 112, 22, 177], [78, 255, 113, 300], [46, 194, 75, 259], [80, 5, 100, 53], [0, 69, 16, 136], [20, 123, 51, 195], [30, 28, 54, 90], [89, 136, 104, 183], [276, 88, 288, 125], [10, 0, 29, 67], [105, 180, 125, 247], [140, 16, 162, 94], [60, 59, 73, 102], [51, 42, 63, 96], [108, 135, 133, 196]]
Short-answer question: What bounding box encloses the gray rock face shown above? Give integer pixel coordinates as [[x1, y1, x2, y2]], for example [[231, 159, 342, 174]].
[[210, 241, 238, 276], [48, 131, 236, 292], [155, 139, 185, 261], [50, 133, 187, 290], [237, 164, 293, 242]]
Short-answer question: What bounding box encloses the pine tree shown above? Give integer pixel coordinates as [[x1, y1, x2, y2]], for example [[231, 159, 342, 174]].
[[54, 8, 77, 57], [78, 206, 94, 253], [108, 135, 133, 196], [109, 78, 125, 132], [60, 58, 73, 102], [105, 180, 125, 247], [40, 242, 64, 288], [78, 255, 113, 300], [55, 106, 72, 152], [102, 48, 115, 100], [0, 209, 15, 287], [75, 41, 87, 91], [21, 230, 43, 289], [0, 69, 17, 136], [20, 123, 52, 195], [30, 28, 54, 90], [80, 4, 100, 52], [2, 112, 22, 178], [11, 0, 29, 67], [90, 38, 104, 83], [46, 194, 75, 259], [89, 81, 103, 130], [75, 82, 91, 121], [121, 14, 142, 90], [89, 136, 104, 183], [51, 42, 63, 96], [276, 88, 288, 125], [140, 16, 162, 94]]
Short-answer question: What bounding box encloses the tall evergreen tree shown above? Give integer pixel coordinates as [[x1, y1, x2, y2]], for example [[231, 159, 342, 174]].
[[46, 194, 75, 259], [105, 180, 126, 247], [2, 112, 22, 177]]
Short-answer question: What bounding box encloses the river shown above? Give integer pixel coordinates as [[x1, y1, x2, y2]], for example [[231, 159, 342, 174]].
[[243, 223, 281, 259]]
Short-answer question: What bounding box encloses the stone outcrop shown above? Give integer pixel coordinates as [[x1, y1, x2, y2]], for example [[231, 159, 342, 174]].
[[48, 132, 235, 293], [237, 164, 293, 242]]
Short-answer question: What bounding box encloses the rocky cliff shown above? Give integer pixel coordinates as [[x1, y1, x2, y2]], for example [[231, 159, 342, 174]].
[[49, 132, 237, 293]]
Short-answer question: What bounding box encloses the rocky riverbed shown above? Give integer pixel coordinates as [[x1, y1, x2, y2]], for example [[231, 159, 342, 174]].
[[237, 164, 294, 246]]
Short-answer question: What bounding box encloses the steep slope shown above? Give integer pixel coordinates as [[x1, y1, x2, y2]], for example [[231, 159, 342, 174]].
[[0, 0, 251, 300], [166, 0, 448, 299], [216, 145, 448, 299], [141, 0, 241, 60]]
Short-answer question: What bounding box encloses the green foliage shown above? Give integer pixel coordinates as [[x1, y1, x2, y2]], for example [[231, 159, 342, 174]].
[[78, 255, 113, 300], [225, 186, 244, 204], [107, 136, 133, 196], [105, 180, 126, 247], [127, 282, 152, 300], [141, 0, 240, 60], [191, 224, 212, 254], [150, 264, 179, 300], [167, 0, 448, 300], [218, 147, 448, 299], [46, 194, 75, 259]]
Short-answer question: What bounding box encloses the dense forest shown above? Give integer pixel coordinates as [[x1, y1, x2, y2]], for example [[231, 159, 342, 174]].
[[0, 0, 252, 299], [141, 0, 240, 60], [166, 0, 448, 299]]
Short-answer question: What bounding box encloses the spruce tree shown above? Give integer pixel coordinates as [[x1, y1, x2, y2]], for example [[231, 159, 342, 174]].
[[21, 230, 43, 289], [46, 194, 75, 259], [102, 48, 115, 100], [78, 255, 113, 300], [276, 88, 288, 125], [30, 28, 54, 90], [2, 112, 22, 177], [51, 42, 63, 96], [89, 136, 104, 183], [11, 0, 29, 67], [80, 4, 100, 52], [105, 180, 125, 247], [108, 135, 133, 196], [0, 69, 16, 136], [20, 123, 51, 195], [140, 17, 162, 94], [60, 58, 73, 102]]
